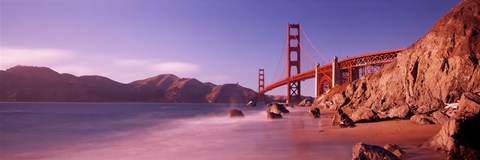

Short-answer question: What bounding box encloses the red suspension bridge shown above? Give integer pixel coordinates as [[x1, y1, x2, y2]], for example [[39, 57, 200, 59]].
[[258, 23, 405, 103]]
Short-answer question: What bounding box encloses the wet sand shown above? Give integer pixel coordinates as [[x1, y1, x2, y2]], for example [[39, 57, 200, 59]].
[[288, 107, 446, 159]]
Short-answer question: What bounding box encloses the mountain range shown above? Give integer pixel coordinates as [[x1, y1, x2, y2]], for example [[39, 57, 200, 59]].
[[0, 66, 260, 103]]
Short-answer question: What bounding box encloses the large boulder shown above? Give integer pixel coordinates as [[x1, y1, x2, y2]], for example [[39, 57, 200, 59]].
[[229, 109, 245, 117], [332, 109, 355, 128], [350, 108, 380, 122], [308, 107, 321, 118], [352, 142, 400, 160], [266, 103, 289, 119], [424, 92, 480, 159], [266, 103, 289, 114], [267, 111, 282, 119], [298, 98, 314, 107]]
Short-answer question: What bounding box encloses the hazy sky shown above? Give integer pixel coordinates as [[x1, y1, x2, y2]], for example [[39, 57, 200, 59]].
[[0, 0, 459, 96]]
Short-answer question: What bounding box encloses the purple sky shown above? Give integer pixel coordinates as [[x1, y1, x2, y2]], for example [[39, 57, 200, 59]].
[[0, 0, 459, 96]]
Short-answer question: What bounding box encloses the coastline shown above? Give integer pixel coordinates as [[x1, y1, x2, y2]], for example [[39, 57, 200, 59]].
[[286, 107, 446, 159], [0, 103, 447, 160]]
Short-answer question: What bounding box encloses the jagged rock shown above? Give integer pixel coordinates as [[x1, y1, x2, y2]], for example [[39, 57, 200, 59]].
[[352, 142, 400, 160], [424, 92, 480, 159], [457, 92, 480, 117], [410, 114, 434, 125], [267, 111, 282, 119], [350, 108, 379, 122], [333, 109, 355, 128], [387, 105, 410, 119], [266, 103, 289, 119], [246, 100, 256, 107], [384, 143, 405, 158], [298, 98, 314, 107], [266, 103, 289, 114], [308, 107, 321, 118], [229, 109, 245, 117], [430, 111, 450, 124]]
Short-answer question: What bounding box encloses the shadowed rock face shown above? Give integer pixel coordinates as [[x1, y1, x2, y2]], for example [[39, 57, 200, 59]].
[[318, 0, 480, 119], [229, 109, 245, 117], [266, 103, 289, 119], [308, 107, 321, 118], [424, 92, 480, 159]]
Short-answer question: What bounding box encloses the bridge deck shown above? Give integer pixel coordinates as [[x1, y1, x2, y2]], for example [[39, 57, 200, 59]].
[[259, 48, 405, 94]]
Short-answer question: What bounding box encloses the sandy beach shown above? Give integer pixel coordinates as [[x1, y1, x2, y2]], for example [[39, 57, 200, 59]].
[[285, 107, 446, 159]]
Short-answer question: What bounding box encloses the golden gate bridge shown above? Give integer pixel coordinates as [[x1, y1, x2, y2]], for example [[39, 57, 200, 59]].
[[258, 23, 404, 103]]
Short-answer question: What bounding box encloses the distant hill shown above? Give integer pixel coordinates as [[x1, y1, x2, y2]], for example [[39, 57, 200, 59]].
[[0, 66, 258, 103], [206, 84, 257, 103]]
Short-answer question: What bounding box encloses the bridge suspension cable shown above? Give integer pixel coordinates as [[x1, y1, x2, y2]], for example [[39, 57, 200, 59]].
[[300, 26, 329, 65], [293, 35, 317, 67], [271, 31, 288, 84], [298, 38, 332, 80]]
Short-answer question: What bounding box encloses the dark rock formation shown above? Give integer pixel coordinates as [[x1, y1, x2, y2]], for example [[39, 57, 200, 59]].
[[332, 109, 355, 128], [308, 107, 321, 118], [383, 144, 405, 158], [424, 92, 480, 159], [266, 103, 289, 119], [298, 98, 314, 107], [267, 111, 282, 119], [352, 142, 400, 160], [266, 103, 289, 114], [246, 100, 256, 107], [229, 109, 245, 117]]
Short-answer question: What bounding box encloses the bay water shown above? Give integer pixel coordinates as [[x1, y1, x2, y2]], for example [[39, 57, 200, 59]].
[[0, 103, 351, 160]]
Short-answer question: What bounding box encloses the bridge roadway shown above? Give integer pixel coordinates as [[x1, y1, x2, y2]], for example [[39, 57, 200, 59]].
[[259, 48, 405, 95]]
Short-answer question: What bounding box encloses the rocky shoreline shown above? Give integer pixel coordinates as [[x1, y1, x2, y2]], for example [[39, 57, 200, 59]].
[[307, 0, 480, 159]]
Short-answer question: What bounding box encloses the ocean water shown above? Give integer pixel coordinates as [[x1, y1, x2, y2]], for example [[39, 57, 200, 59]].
[[0, 103, 351, 160]]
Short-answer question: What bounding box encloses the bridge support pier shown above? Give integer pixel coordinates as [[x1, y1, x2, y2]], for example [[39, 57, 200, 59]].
[[258, 69, 265, 103], [287, 23, 302, 103], [332, 56, 341, 88]]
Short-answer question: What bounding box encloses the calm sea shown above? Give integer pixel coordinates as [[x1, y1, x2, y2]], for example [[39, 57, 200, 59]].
[[0, 103, 351, 160]]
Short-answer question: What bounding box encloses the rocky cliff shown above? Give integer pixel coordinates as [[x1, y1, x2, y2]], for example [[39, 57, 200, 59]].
[[315, 1, 480, 158], [0, 66, 257, 103], [317, 0, 480, 116]]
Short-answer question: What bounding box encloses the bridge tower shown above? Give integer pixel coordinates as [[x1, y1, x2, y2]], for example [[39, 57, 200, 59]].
[[258, 69, 265, 102], [287, 23, 301, 103]]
